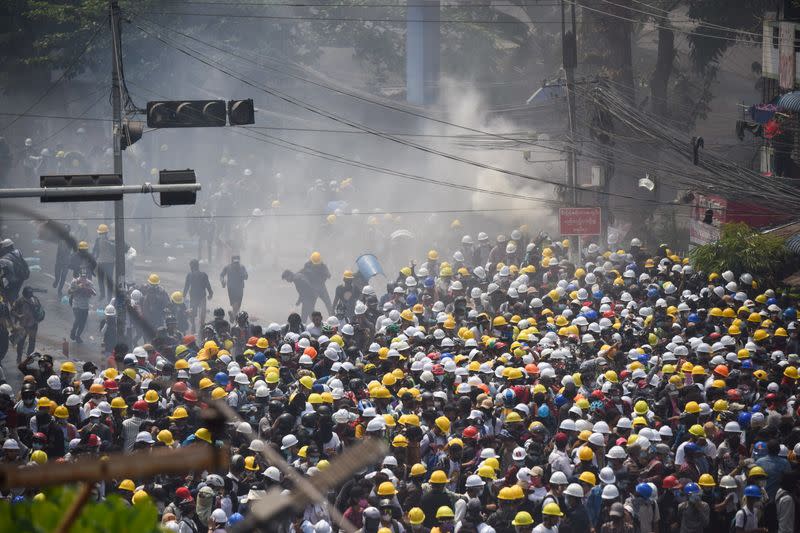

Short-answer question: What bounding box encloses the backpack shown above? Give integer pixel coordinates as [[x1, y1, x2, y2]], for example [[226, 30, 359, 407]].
[[32, 297, 45, 323]]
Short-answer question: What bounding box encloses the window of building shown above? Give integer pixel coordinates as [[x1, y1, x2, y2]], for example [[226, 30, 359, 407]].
[[774, 26, 780, 49]]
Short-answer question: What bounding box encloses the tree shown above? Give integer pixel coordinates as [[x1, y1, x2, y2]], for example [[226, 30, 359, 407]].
[[689, 222, 790, 283], [0, 487, 162, 533]]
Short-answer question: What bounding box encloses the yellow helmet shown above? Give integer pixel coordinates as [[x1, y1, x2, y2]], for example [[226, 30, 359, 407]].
[[722, 308, 736, 319], [408, 508, 425, 525], [132, 490, 150, 506], [60, 361, 77, 374], [147, 273, 160, 285], [157, 430, 174, 446], [634, 400, 648, 415], [31, 450, 48, 465], [748, 466, 767, 478], [753, 329, 769, 342], [698, 474, 716, 487], [428, 250, 439, 260], [435, 416, 451, 433], [578, 471, 596, 486], [542, 502, 564, 516], [377, 481, 396, 496], [310, 251, 322, 264], [429, 470, 448, 484], [77, 241, 90, 250], [709, 307, 723, 318], [244, 456, 260, 471], [410, 463, 427, 477], [436, 506, 455, 520], [170, 291, 184, 304], [54, 405, 69, 419], [111, 397, 127, 409], [118, 479, 136, 492], [578, 446, 594, 461], [512, 512, 533, 526], [97, 223, 109, 234], [684, 401, 700, 414], [194, 428, 212, 443]]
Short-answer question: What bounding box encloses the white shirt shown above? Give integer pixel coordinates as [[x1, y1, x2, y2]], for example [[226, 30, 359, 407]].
[[675, 439, 717, 466]]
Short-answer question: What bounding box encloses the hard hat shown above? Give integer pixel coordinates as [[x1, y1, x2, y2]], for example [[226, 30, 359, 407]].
[[157, 429, 174, 446], [118, 479, 136, 492], [748, 466, 767, 478], [541, 502, 563, 517], [377, 481, 396, 496], [698, 474, 716, 487], [634, 400, 648, 415], [784, 366, 799, 379], [578, 446, 594, 461], [497, 487, 516, 500], [428, 250, 439, 260], [54, 405, 68, 419], [132, 490, 149, 506], [60, 361, 77, 374], [170, 291, 184, 304], [408, 508, 425, 525], [512, 512, 533, 526], [688, 424, 706, 438], [148, 273, 160, 285], [310, 252, 322, 264], [684, 401, 700, 414], [31, 450, 48, 465], [578, 471, 596, 486], [78, 241, 89, 250], [194, 428, 212, 443], [410, 463, 427, 477], [564, 483, 584, 498], [436, 506, 454, 519], [435, 416, 451, 433], [97, 224, 109, 234], [429, 470, 448, 484]]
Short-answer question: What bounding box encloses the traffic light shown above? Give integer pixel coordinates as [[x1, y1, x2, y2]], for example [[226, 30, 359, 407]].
[[121, 120, 143, 150], [228, 99, 255, 125], [159, 169, 197, 206], [40, 174, 123, 203], [146, 100, 226, 128]]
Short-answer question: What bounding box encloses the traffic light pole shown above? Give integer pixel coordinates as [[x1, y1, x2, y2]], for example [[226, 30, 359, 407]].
[[111, 0, 127, 344]]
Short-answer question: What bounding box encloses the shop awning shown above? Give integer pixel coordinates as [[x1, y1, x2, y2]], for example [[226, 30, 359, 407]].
[[776, 91, 800, 112]]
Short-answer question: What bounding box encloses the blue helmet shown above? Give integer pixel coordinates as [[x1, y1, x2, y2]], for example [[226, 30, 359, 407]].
[[687, 313, 700, 324], [253, 352, 267, 364], [766, 298, 777, 306], [744, 485, 762, 498], [406, 293, 418, 306], [537, 405, 550, 418], [503, 389, 516, 405], [584, 309, 598, 321], [357, 399, 374, 413], [11, 495, 24, 504], [737, 412, 751, 427], [554, 394, 567, 407], [567, 283, 576, 292], [783, 307, 797, 321], [741, 360, 753, 370], [637, 353, 649, 365], [635, 483, 653, 499], [593, 290, 603, 300], [750, 403, 761, 413], [753, 441, 767, 456], [440, 352, 454, 360], [214, 372, 229, 386], [647, 288, 659, 299], [228, 512, 244, 526], [683, 482, 700, 495], [424, 276, 435, 288]]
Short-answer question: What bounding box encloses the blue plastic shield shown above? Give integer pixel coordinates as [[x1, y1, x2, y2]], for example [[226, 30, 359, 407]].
[[356, 254, 384, 280]]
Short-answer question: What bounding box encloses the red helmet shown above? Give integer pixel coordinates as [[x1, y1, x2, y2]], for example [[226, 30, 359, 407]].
[[713, 365, 729, 378], [103, 379, 119, 391], [33, 432, 47, 442], [242, 366, 257, 378], [662, 475, 680, 489], [183, 390, 198, 403], [246, 336, 259, 347], [603, 310, 616, 319], [132, 400, 149, 413], [462, 426, 479, 439], [172, 382, 188, 394], [427, 352, 440, 361], [726, 389, 742, 401], [708, 332, 721, 341], [432, 364, 445, 376]]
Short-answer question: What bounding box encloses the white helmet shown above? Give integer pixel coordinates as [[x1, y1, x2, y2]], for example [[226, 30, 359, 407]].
[[601, 484, 620, 500], [549, 471, 568, 485], [599, 467, 616, 484], [564, 483, 584, 498], [465, 474, 485, 488]]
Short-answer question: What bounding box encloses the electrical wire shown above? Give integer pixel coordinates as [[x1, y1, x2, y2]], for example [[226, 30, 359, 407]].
[[0, 25, 105, 132]]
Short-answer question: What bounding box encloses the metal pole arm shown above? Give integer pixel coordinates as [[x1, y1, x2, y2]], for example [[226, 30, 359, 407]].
[[0, 183, 201, 199]]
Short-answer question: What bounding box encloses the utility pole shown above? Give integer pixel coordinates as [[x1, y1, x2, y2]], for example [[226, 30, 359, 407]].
[[562, 0, 579, 261], [110, 0, 127, 344]]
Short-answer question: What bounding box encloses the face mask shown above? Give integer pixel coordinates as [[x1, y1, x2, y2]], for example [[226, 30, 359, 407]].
[[689, 493, 701, 502], [381, 513, 391, 521]]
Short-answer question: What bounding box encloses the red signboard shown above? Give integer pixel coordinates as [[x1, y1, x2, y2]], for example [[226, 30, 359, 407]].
[[559, 207, 601, 236]]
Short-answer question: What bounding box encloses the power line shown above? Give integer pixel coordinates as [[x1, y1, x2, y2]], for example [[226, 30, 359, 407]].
[[0, 25, 105, 132]]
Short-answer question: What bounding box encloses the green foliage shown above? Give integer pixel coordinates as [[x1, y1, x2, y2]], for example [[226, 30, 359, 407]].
[[0, 486, 162, 533], [689, 222, 789, 282]]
